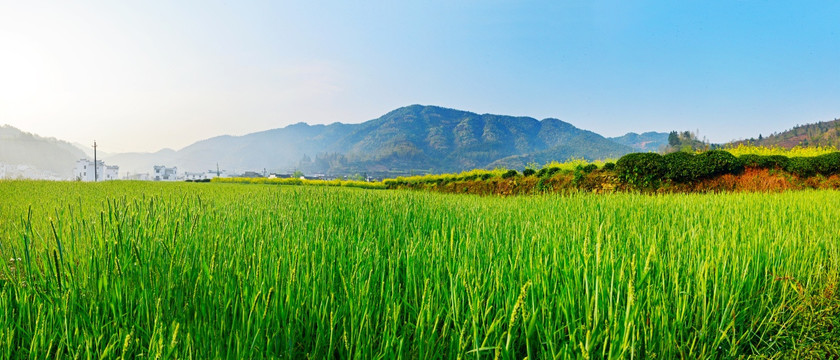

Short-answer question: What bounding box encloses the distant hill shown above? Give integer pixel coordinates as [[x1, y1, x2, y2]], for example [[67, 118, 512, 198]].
[[319, 105, 633, 174], [109, 105, 634, 176], [608, 132, 669, 152], [0, 125, 87, 178], [106, 122, 354, 175], [731, 118, 840, 149]]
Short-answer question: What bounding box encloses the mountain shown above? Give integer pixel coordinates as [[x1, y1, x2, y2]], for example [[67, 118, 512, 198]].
[[106, 122, 354, 175], [317, 105, 633, 173], [609, 132, 669, 152], [0, 125, 87, 179], [731, 118, 840, 149], [109, 105, 634, 176]]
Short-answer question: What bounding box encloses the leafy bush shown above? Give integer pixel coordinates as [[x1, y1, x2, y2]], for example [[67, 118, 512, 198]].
[[523, 168, 536, 177], [501, 169, 518, 179], [537, 167, 561, 178], [571, 164, 596, 186], [693, 150, 744, 179], [616, 153, 664, 188], [813, 152, 840, 176], [603, 162, 616, 171], [739, 154, 789, 169], [576, 164, 598, 173], [572, 169, 586, 186], [662, 151, 696, 183], [786, 157, 817, 177], [786, 152, 840, 177]]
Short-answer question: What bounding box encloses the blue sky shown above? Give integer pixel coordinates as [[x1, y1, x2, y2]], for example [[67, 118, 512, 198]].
[[1, 1, 838, 152]]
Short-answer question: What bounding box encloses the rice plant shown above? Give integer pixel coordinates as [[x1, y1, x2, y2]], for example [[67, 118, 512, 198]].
[[0, 180, 837, 359]]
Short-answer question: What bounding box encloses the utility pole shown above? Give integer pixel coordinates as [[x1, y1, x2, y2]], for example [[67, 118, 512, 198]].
[[93, 140, 98, 182], [216, 163, 220, 177]]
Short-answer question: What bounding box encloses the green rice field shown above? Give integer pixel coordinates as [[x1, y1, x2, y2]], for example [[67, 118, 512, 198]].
[[0, 181, 838, 359]]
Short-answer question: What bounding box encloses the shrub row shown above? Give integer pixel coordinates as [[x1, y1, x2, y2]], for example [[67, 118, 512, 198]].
[[617, 150, 840, 188], [383, 170, 504, 187], [782, 153, 840, 177], [739, 152, 840, 177]]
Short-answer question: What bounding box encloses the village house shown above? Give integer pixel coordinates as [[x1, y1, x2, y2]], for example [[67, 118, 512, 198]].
[[153, 165, 178, 181], [74, 159, 119, 181]]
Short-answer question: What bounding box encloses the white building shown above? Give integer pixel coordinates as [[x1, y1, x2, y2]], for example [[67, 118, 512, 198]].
[[184, 172, 209, 181], [184, 170, 231, 180], [74, 159, 119, 181], [153, 165, 178, 181]]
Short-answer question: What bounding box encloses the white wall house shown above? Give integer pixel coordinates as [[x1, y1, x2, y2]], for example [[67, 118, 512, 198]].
[[184, 169, 231, 180], [153, 165, 178, 181], [103, 165, 119, 180], [184, 172, 208, 181], [74, 159, 119, 181]]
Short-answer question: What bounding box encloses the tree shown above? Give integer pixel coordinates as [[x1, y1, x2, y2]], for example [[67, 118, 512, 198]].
[[292, 170, 304, 178], [668, 131, 680, 147]]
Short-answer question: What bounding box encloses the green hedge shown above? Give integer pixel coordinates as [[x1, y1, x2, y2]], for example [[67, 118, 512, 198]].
[[783, 153, 840, 177], [616, 153, 665, 188], [814, 152, 840, 175], [386, 151, 840, 190], [693, 150, 744, 179], [735, 152, 840, 178], [739, 154, 789, 169], [662, 152, 695, 183], [784, 157, 817, 177], [619, 150, 744, 188], [537, 167, 561, 178], [618, 151, 840, 188]]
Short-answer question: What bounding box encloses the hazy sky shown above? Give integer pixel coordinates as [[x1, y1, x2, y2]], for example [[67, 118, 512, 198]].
[[1, 1, 838, 153]]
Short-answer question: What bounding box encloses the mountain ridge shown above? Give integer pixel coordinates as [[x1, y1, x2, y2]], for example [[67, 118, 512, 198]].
[[99, 105, 635, 176], [23, 105, 833, 179], [608, 131, 669, 152], [730, 118, 840, 149], [0, 125, 87, 178]]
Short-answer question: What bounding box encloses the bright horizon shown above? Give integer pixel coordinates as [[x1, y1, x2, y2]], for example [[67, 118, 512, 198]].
[[1, 1, 838, 153]]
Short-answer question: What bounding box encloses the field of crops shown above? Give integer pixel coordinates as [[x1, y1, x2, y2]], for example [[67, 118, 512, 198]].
[[1, 181, 838, 359], [722, 144, 838, 158]]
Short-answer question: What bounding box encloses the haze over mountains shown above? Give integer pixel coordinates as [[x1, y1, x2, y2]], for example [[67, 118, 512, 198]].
[[104, 105, 643, 176], [608, 132, 669, 152], [0, 125, 86, 179], [3, 104, 835, 180]]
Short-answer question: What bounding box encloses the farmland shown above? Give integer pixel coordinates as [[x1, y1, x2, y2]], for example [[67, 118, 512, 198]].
[[1, 181, 838, 359]]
